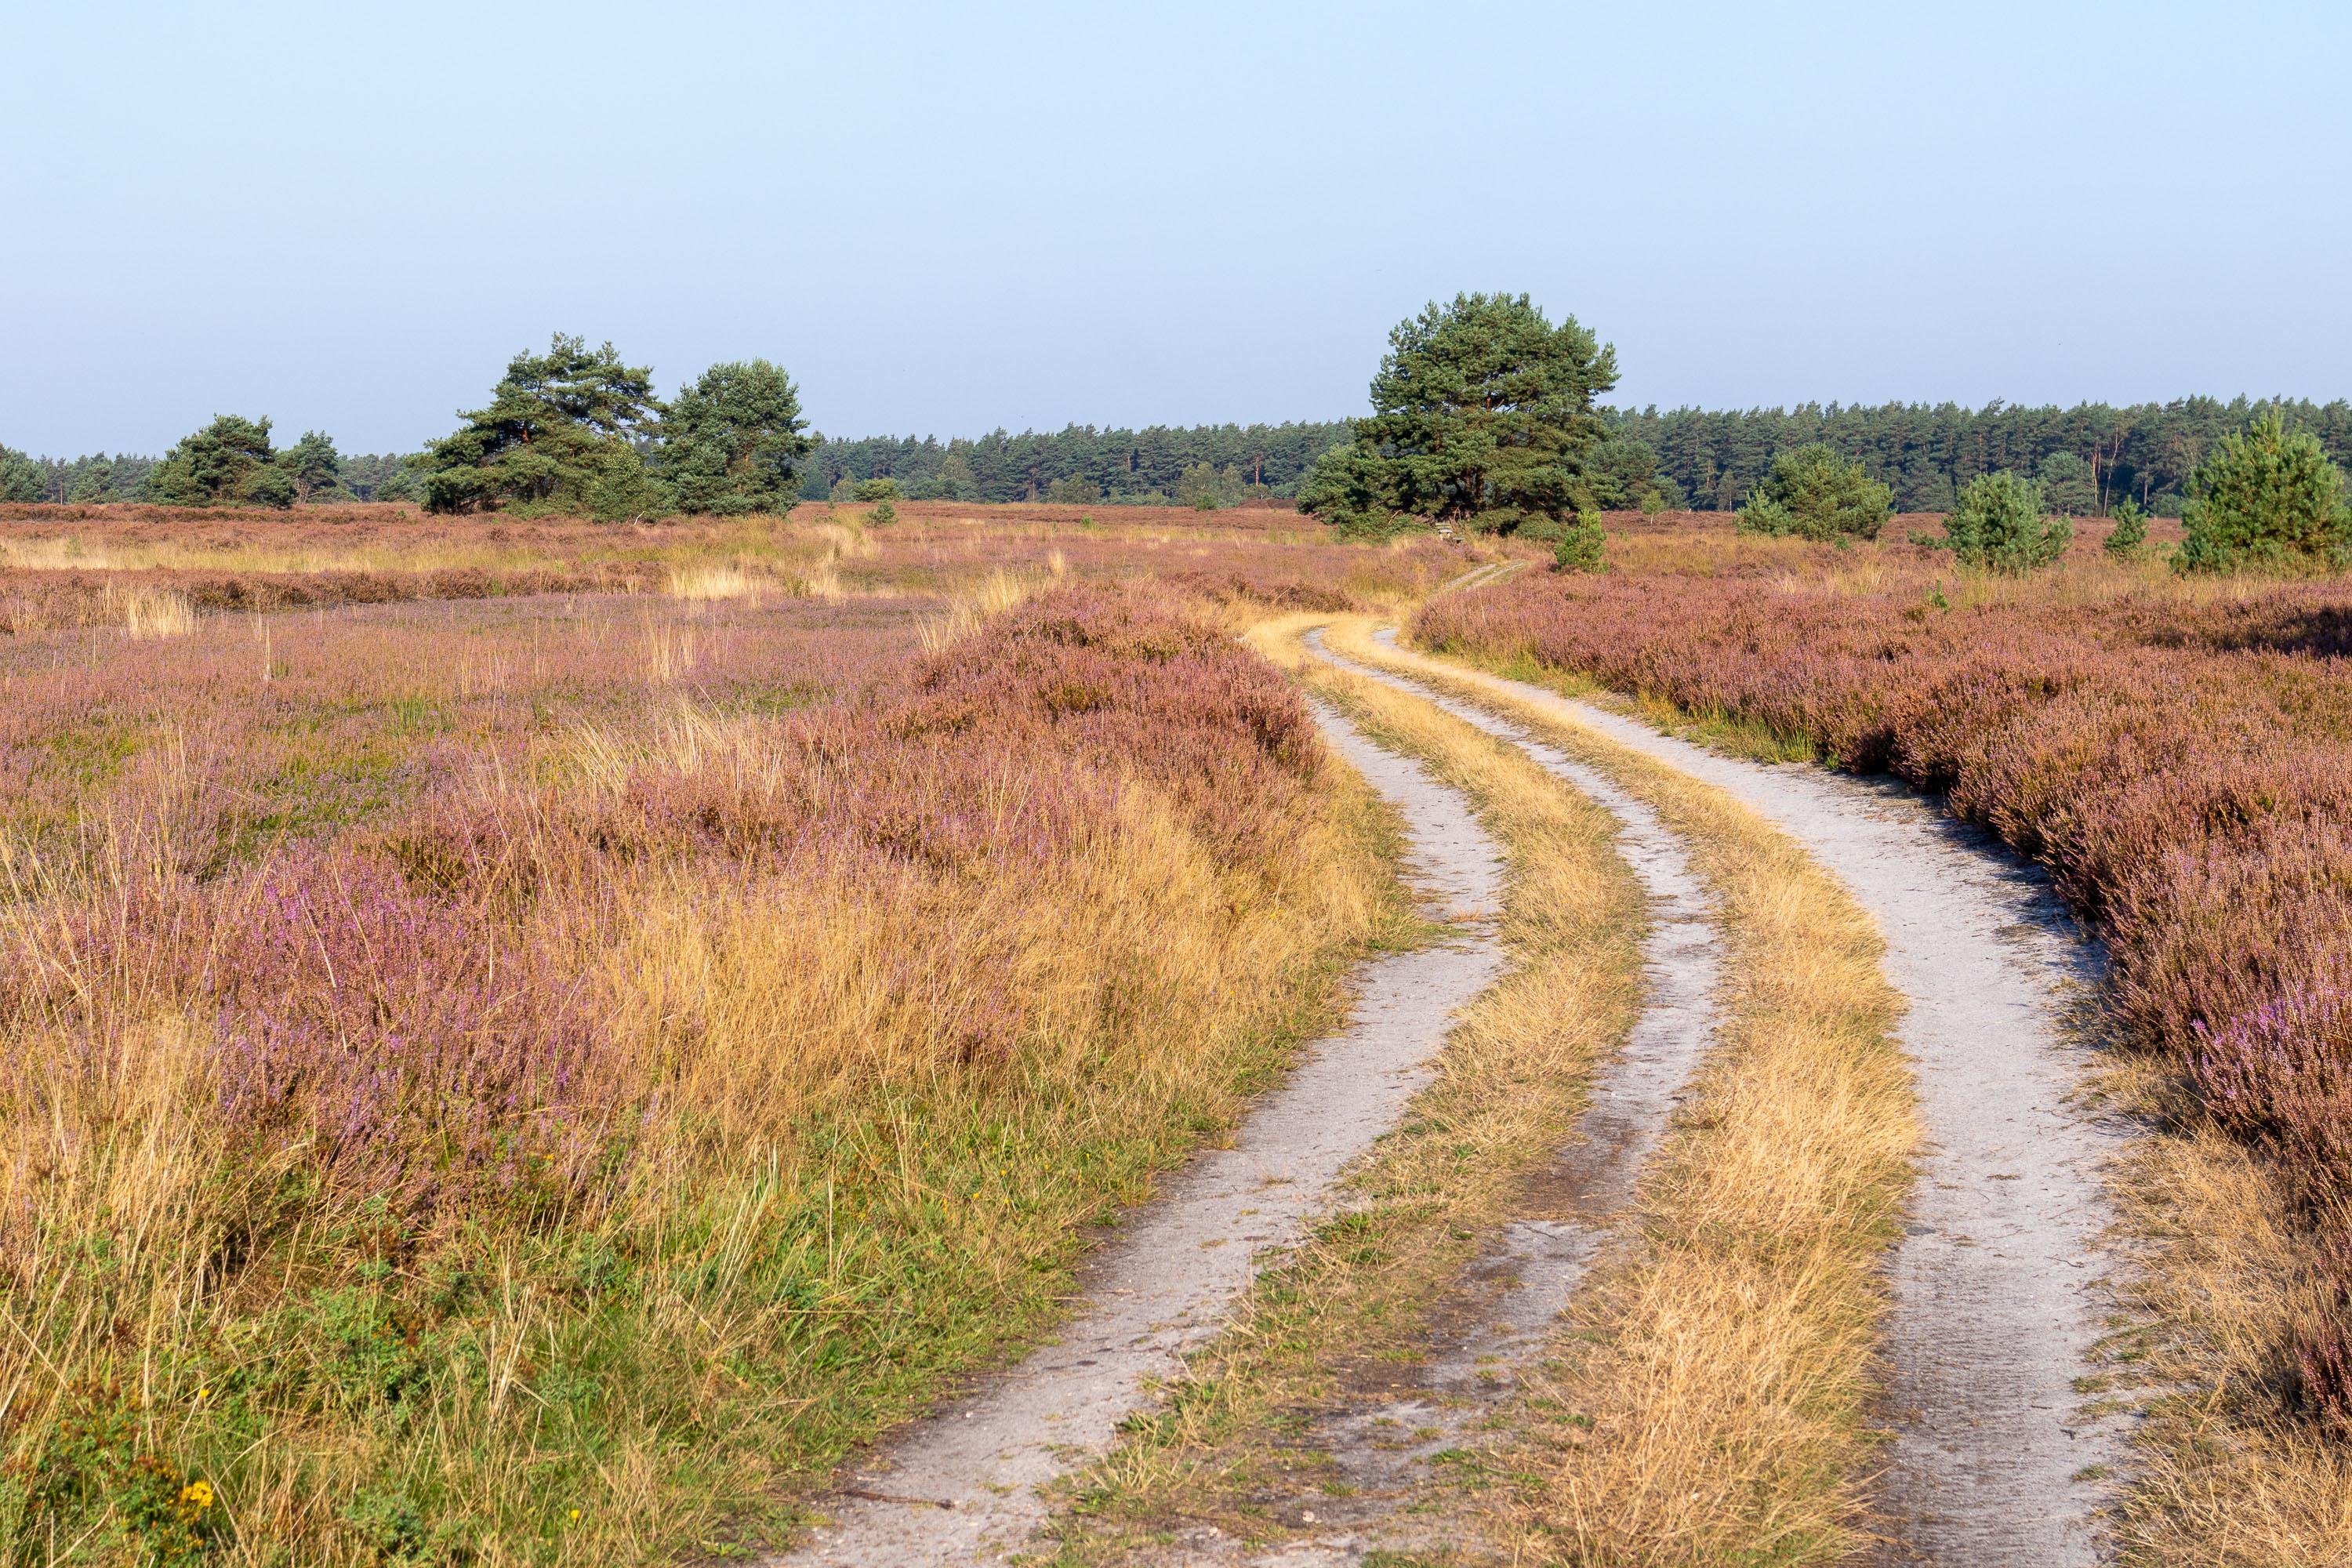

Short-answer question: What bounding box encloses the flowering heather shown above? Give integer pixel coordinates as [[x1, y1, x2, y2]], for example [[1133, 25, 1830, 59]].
[[0, 570, 1369, 1559], [1414, 531, 2352, 1418]]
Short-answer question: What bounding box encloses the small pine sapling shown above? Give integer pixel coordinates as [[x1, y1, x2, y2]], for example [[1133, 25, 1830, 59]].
[[1938, 471, 2071, 574], [1553, 509, 1606, 573], [2103, 499, 2148, 559]]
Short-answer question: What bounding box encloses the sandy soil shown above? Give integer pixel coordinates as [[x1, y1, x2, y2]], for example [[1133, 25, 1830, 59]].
[[771, 702, 1505, 1566], [1174, 633, 1730, 1565]]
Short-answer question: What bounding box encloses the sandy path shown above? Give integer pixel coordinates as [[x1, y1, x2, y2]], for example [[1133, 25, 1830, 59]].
[[1188, 633, 1726, 1565], [773, 702, 1505, 1566], [1367, 630, 2126, 1567]]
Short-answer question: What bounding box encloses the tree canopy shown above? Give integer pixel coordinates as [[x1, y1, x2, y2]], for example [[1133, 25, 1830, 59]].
[[1300, 293, 1618, 535], [659, 360, 811, 514], [1611, 396, 2352, 517], [798, 421, 1344, 505], [148, 416, 289, 508], [0, 445, 42, 503], [279, 430, 343, 504], [422, 336, 662, 514]]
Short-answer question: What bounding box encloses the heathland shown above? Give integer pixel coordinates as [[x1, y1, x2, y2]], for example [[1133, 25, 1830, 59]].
[[7, 288, 2352, 1566]]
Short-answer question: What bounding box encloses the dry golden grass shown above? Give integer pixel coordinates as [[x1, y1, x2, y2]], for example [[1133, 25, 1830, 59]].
[[665, 561, 758, 601], [916, 560, 1066, 653], [1319, 618, 1918, 1566], [116, 584, 196, 637], [2102, 1096, 2352, 1566], [1049, 611, 1645, 1560]]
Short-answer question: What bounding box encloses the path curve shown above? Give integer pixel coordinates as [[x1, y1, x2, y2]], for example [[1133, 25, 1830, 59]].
[[773, 701, 1505, 1566], [1203, 633, 1728, 1566], [1365, 628, 2125, 1567]]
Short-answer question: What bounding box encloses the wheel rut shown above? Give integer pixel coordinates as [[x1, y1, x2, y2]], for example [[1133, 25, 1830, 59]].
[[1362, 628, 2129, 1568], [772, 701, 1505, 1566], [1170, 632, 1729, 1566]]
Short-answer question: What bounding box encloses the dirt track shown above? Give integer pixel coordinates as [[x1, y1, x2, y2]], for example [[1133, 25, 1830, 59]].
[[1195, 631, 1730, 1564], [1367, 630, 2127, 1567], [774, 702, 1504, 1566], [782, 626, 2126, 1567]]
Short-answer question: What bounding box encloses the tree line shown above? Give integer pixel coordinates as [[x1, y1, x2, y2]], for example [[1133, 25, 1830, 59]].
[[1610, 397, 2352, 517], [800, 422, 1350, 505], [8, 325, 2347, 526], [0, 437, 420, 506]]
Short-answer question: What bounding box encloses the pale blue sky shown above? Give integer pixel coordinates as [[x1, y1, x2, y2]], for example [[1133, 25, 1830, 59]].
[[3, 1, 2346, 454]]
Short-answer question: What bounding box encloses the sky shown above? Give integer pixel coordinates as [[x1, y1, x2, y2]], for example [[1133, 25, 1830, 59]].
[[3, 0, 2347, 456]]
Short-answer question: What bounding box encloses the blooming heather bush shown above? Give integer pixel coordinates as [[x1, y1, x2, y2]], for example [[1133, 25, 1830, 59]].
[[1415, 564, 2352, 1414], [9, 848, 622, 1220]]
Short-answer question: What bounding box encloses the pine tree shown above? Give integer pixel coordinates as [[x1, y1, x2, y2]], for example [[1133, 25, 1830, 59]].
[[0, 444, 44, 503], [149, 416, 280, 506], [422, 335, 663, 514], [66, 456, 116, 503], [1937, 471, 2071, 573], [1301, 293, 1617, 536], [279, 430, 343, 503], [2103, 498, 2148, 558], [1736, 445, 1891, 542], [2175, 413, 2351, 573], [1552, 510, 1607, 572], [658, 360, 811, 514]]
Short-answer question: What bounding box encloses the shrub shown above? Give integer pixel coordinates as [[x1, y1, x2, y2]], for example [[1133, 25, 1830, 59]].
[[1552, 510, 1606, 573], [584, 446, 671, 522], [1937, 470, 2071, 574], [851, 477, 901, 503], [2175, 412, 2352, 575], [1735, 445, 1891, 543], [2103, 498, 2148, 558], [869, 498, 898, 525]]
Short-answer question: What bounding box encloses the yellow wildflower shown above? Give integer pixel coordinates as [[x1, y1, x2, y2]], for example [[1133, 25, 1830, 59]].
[[180, 1479, 215, 1511]]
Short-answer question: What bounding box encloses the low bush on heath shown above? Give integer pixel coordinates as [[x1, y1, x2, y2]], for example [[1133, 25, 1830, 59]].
[[2176, 412, 2352, 575], [1933, 470, 2071, 575], [1735, 444, 1893, 543]]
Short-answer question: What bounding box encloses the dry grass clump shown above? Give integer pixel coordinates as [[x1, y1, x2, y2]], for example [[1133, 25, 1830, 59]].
[[0, 584, 1384, 1563], [117, 584, 195, 637], [665, 560, 757, 601], [1320, 620, 1916, 1565]]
